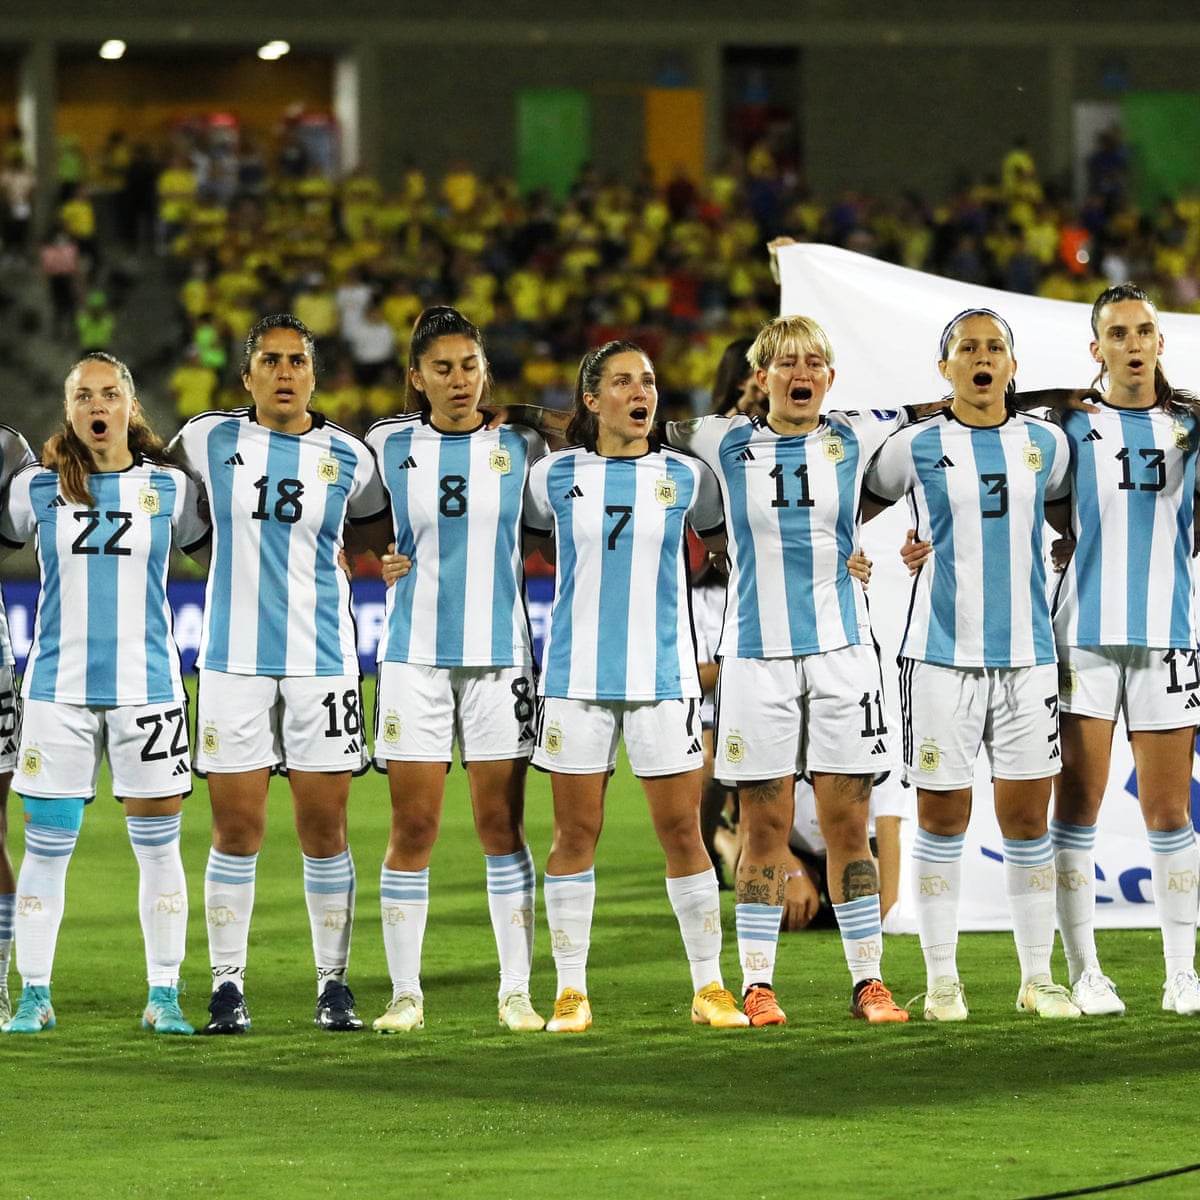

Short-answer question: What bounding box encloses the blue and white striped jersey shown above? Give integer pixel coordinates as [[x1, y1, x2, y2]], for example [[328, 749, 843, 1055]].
[[366, 415, 545, 668], [0, 424, 36, 668], [170, 408, 388, 677], [864, 409, 1070, 668], [1052, 402, 1199, 650], [666, 409, 906, 658], [524, 444, 724, 702], [0, 459, 208, 706]]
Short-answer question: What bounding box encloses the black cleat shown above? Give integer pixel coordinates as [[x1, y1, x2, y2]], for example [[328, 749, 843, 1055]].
[[199, 981, 251, 1035], [315, 980, 364, 1032]]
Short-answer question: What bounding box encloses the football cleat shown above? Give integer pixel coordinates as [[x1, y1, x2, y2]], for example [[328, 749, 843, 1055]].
[[143, 985, 194, 1035], [315, 980, 364, 1031], [742, 983, 787, 1027], [373, 992, 424, 1033], [1162, 968, 1200, 1015], [1071, 968, 1125, 1016], [199, 981, 251, 1035], [3, 984, 55, 1034], [850, 979, 909, 1023], [691, 982, 750, 1028], [1016, 975, 1081, 1019], [923, 976, 969, 1022], [498, 990, 545, 1032], [545, 987, 592, 1034]]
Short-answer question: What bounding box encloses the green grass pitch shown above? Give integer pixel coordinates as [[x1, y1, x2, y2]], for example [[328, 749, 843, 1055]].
[[2, 681, 1198, 1199]]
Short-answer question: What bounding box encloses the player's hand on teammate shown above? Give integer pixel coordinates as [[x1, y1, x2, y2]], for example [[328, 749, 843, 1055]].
[[380, 544, 414, 586], [1050, 533, 1077, 573], [781, 866, 821, 931], [847, 549, 873, 587], [900, 528, 932, 576]]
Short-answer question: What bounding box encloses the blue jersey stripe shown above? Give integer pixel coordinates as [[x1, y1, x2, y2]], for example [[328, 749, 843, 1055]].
[[85, 483, 121, 702], [256, 435, 301, 671], [544, 457, 577, 697], [28, 476, 64, 700], [381, 427, 416, 662], [973, 431, 1014, 662], [912, 428, 957, 664], [314, 439, 359, 673], [778, 442, 818, 654], [492, 430, 526, 665], [597, 461, 635, 698], [1066, 417, 1104, 645], [833, 435, 862, 643], [719, 425, 763, 656], [435, 437, 471, 663], [654, 459, 693, 697], [205, 421, 242, 672], [143, 471, 176, 699]]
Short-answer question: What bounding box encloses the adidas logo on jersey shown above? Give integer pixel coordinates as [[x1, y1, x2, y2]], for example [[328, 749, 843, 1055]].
[[564, 484, 584, 500], [48, 495, 67, 508], [735, 447, 756, 462], [933, 455, 955, 469], [396, 456, 418, 470], [224, 452, 244, 466], [344, 739, 361, 754], [870, 739, 887, 755], [687, 738, 703, 754], [1082, 429, 1103, 443], [1186, 694, 1200, 711], [0, 739, 14, 755], [171, 760, 190, 777]]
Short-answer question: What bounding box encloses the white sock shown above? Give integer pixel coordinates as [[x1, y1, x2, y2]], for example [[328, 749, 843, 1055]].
[[126, 815, 187, 988], [1003, 835, 1057, 984], [832, 894, 883, 986], [735, 903, 782, 993], [912, 828, 964, 988], [486, 848, 536, 998], [1148, 825, 1200, 976], [0, 892, 13, 990], [205, 849, 257, 990], [544, 869, 595, 995], [303, 849, 355, 994], [665, 869, 723, 992], [14, 824, 78, 987], [380, 866, 428, 1001], [1050, 818, 1099, 983]]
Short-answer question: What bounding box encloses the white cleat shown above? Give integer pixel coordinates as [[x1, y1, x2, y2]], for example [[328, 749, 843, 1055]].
[[923, 976, 968, 1022], [1016, 975, 1081, 1019], [1162, 969, 1200, 1015], [373, 992, 424, 1033], [1071, 968, 1125, 1016], [498, 990, 545, 1032]]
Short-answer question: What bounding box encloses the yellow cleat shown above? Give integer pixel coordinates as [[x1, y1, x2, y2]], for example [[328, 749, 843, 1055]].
[[545, 987, 592, 1033], [691, 982, 750, 1028], [373, 992, 424, 1033]]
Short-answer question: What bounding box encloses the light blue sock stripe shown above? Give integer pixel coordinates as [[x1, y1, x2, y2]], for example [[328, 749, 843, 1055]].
[[1050, 818, 1096, 852], [1002, 834, 1054, 868], [304, 850, 355, 894], [912, 829, 965, 863], [1148, 826, 1196, 855], [486, 849, 535, 896], [24, 825, 79, 858], [0, 893, 14, 940], [545, 869, 595, 887], [206, 849, 258, 886], [126, 814, 182, 847], [380, 866, 429, 903], [735, 903, 782, 942], [833, 894, 882, 940]]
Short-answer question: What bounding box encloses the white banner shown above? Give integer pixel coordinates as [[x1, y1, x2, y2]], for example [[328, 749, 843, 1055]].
[[778, 243, 1200, 931]]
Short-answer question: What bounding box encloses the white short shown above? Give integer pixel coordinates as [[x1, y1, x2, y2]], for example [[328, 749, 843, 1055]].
[[16, 697, 191, 800], [0, 665, 21, 774], [195, 670, 367, 775], [899, 658, 1060, 790], [533, 695, 704, 777], [715, 645, 892, 781], [1059, 644, 1200, 732], [374, 661, 535, 765]]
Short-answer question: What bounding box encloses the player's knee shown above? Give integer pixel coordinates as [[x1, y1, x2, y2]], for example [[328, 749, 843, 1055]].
[[22, 795, 86, 832]]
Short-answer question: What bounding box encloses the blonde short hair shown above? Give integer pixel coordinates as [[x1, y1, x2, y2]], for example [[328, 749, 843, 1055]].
[[747, 315, 835, 373]]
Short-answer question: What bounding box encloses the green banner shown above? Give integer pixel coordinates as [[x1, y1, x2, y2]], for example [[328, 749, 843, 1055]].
[[516, 89, 590, 200], [1122, 91, 1200, 207]]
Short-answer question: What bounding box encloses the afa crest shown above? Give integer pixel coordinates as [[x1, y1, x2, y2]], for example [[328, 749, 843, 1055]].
[[725, 734, 745, 764], [489, 447, 512, 475], [202, 725, 220, 756], [20, 747, 41, 777], [383, 712, 402, 744], [138, 485, 160, 514], [317, 456, 340, 484], [1174, 422, 1191, 452], [822, 434, 845, 463], [544, 723, 563, 756], [918, 740, 940, 772], [1058, 665, 1078, 697], [655, 477, 677, 506], [1022, 444, 1042, 472]]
